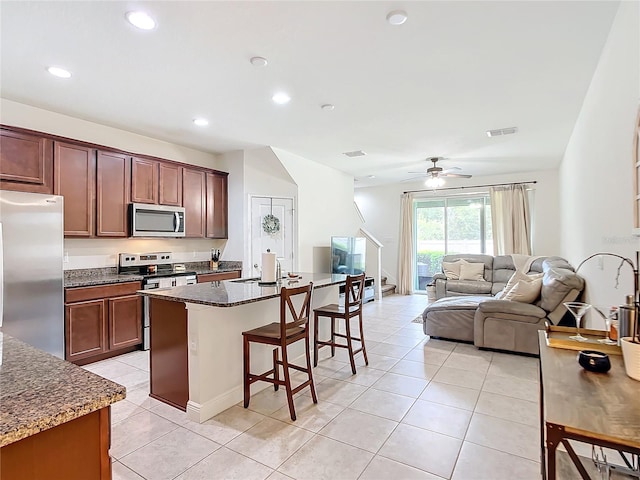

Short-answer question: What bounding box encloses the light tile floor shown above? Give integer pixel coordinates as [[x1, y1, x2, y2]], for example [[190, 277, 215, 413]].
[[85, 294, 550, 480]]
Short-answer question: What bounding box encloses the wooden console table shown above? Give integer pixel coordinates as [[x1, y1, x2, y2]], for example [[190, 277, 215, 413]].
[[538, 331, 640, 479]]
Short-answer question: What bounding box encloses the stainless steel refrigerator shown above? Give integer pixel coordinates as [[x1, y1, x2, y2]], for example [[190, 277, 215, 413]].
[[0, 190, 64, 358]]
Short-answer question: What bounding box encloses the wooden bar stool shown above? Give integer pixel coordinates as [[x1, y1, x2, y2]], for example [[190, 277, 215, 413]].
[[314, 273, 368, 374], [242, 283, 317, 421]]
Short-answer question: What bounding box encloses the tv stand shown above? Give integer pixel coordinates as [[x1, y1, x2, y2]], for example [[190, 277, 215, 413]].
[[338, 276, 375, 303]]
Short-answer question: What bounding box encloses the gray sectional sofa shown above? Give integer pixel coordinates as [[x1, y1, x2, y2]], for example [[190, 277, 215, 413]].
[[422, 254, 584, 355]]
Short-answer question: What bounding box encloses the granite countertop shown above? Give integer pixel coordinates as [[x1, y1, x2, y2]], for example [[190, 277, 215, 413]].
[[139, 273, 347, 307], [0, 333, 126, 447], [64, 261, 242, 288]]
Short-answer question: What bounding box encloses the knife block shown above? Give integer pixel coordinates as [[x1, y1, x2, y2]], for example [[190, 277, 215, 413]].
[[209, 260, 219, 271]]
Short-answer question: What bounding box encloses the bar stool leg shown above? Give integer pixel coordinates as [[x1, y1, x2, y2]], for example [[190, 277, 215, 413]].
[[330, 317, 336, 358], [313, 312, 319, 367], [359, 311, 369, 366], [273, 348, 280, 391], [280, 345, 296, 421], [305, 334, 318, 403], [345, 316, 357, 374], [243, 336, 250, 408]]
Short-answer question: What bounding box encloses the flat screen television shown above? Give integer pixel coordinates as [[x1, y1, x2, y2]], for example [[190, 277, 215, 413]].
[[331, 236, 366, 275]]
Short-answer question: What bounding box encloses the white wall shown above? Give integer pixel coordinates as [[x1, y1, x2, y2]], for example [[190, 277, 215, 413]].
[[0, 99, 230, 269], [355, 168, 561, 288], [559, 1, 640, 328], [274, 148, 362, 273]]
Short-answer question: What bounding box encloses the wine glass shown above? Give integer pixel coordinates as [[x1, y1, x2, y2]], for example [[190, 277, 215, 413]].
[[597, 307, 617, 345], [564, 302, 592, 342]]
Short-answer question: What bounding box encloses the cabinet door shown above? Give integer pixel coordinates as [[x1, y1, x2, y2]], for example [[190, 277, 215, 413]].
[[183, 168, 206, 237], [108, 294, 142, 350], [159, 162, 183, 206], [206, 172, 228, 239], [65, 300, 108, 362], [96, 151, 130, 237], [0, 128, 53, 193], [54, 142, 95, 237], [131, 157, 159, 204]]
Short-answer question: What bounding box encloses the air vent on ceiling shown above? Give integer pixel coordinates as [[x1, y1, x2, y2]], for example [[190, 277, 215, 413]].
[[486, 127, 519, 137], [343, 150, 367, 158]]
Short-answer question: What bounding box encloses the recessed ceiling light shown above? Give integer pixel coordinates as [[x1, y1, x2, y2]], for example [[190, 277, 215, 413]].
[[250, 56, 268, 67], [126, 11, 156, 30], [343, 150, 366, 158], [321, 104, 335, 111], [367, 175, 376, 179], [386, 10, 408, 26], [486, 126, 519, 137], [193, 118, 209, 127], [47, 66, 72, 78], [272, 92, 291, 105]]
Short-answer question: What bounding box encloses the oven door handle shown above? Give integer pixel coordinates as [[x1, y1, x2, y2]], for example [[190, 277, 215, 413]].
[[174, 212, 181, 233]]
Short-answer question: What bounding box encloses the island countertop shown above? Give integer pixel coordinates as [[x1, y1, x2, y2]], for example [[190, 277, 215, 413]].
[[0, 333, 126, 447], [138, 272, 348, 307]]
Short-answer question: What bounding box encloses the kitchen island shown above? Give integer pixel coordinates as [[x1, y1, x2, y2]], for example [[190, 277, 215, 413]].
[[139, 273, 347, 423], [0, 333, 125, 480]]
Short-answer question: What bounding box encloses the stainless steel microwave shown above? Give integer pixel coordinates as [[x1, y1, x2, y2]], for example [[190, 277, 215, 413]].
[[130, 203, 186, 237]]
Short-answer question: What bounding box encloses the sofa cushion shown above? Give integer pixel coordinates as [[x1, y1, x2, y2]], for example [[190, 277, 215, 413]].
[[446, 279, 493, 296], [440, 254, 494, 282], [503, 277, 543, 303], [459, 261, 486, 281], [442, 260, 462, 280], [539, 264, 584, 313], [425, 295, 492, 313], [496, 270, 543, 300], [477, 299, 546, 318]]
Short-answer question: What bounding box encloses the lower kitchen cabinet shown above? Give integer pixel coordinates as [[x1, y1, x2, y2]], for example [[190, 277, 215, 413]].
[[65, 281, 142, 364]]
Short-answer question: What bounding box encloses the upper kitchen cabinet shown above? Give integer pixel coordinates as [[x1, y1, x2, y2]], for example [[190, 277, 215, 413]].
[[159, 162, 183, 206], [96, 151, 130, 237], [206, 172, 228, 238], [54, 142, 95, 237], [0, 128, 54, 194], [131, 157, 158, 204], [182, 168, 206, 237]]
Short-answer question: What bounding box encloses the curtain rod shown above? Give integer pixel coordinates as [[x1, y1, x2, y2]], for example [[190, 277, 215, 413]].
[[403, 180, 537, 195]]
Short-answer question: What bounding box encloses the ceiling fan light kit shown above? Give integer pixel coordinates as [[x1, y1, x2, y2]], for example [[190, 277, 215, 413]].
[[426, 177, 445, 188]]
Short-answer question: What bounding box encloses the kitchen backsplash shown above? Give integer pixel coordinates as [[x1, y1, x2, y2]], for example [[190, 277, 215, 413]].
[[63, 237, 228, 270]]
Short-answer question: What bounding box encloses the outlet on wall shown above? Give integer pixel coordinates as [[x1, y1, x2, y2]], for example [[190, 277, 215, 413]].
[[193, 251, 197, 258], [64, 251, 69, 263]]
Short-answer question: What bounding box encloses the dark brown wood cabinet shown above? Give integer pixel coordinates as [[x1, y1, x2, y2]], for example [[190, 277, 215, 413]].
[[159, 162, 183, 206], [108, 294, 142, 350], [54, 142, 95, 237], [183, 168, 206, 237], [96, 151, 130, 237], [131, 157, 158, 204], [206, 172, 228, 238], [197, 271, 240, 283], [0, 128, 54, 193], [65, 299, 108, 362], [65, 281, 142, 364]]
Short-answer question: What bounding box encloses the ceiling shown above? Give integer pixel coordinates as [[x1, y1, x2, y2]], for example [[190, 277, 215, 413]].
[[0, 1, 619, 188]]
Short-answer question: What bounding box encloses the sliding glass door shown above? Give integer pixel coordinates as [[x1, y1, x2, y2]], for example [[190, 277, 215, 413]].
[[414, 196, 492, 291]]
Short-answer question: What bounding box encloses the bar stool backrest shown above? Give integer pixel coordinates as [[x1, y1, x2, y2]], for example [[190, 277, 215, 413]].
[[345, 273, 366, 313], [280, 283, 314, 338]]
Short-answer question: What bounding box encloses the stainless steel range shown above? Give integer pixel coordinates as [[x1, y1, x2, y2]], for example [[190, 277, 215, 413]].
[[119, 252, 196, 350]]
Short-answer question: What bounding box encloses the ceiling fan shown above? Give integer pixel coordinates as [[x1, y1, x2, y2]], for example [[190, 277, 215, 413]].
[[405, 157, 472, 188]]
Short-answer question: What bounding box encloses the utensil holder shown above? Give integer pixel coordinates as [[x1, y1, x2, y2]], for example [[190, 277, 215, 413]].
[[620, 337, 640, 381]]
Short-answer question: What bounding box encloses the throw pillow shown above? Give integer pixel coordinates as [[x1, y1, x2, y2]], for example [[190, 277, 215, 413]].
[[503, 276, 543, 303], [459, 262, 485, 281], [495, 270, 543, 299], [442, 260, 462, 280]]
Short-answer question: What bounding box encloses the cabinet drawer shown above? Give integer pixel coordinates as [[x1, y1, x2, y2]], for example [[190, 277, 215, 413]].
[[66, 281, 142, 303], [197, 271, 241, 283]]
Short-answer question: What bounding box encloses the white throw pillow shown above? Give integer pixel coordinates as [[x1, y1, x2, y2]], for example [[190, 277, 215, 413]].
[[442, 260, 462, 280], [503, 277, 543, 303], [495, 270, 543, 299], [459, 262, 485, 281]]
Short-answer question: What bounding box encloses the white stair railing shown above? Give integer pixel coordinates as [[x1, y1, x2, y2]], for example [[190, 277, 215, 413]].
[[358, 227, 383, 300]]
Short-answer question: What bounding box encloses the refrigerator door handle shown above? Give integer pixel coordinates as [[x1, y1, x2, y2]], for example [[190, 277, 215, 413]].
[[0, 222, 3, 328]]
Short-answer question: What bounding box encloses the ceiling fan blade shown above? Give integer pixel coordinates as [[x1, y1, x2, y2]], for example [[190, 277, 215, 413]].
[[441, 173, 472, 178], [441, 167, 461, 174], [407, 171, 428, 175]]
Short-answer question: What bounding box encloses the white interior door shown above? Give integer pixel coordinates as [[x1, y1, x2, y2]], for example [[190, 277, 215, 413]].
[[250, 196, 295, 278]]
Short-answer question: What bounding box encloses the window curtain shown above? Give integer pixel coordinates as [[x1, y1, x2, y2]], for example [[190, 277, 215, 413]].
[[398, 193, 414, 294], [490, 184, 531, 255]]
